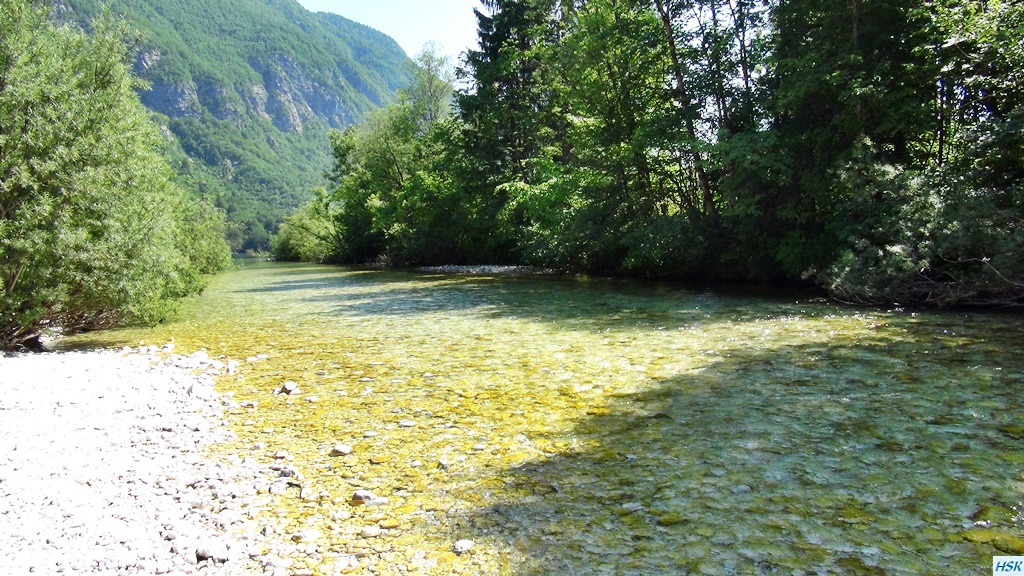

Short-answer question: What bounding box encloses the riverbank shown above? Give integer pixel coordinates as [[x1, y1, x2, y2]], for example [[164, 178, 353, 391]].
[[0, 347, 270, 575], [415, 264, 560, 276]]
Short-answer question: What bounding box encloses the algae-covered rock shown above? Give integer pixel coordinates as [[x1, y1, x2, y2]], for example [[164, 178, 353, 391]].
[[836, 556, 886, 575], [838, 506, 875, 524], [656, 512, 687, 526], [971, 504, 1017, 525], [961, 528, 1024, 554], [998, 425, 1024, 440]]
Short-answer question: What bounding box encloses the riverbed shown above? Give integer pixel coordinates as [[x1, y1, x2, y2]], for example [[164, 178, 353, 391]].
[[63, 261, 1024, 575]]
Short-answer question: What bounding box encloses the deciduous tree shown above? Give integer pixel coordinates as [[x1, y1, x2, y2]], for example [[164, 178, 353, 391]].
[[0, 1, 230, 349]]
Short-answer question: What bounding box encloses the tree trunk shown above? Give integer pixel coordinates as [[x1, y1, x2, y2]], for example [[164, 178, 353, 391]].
[[652, 0, 718, 219]]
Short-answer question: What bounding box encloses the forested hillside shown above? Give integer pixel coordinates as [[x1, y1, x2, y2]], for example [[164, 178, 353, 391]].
[[276, 0, 1024, 307], [58, 0, 413, 251], [1, 0, 231, 349]]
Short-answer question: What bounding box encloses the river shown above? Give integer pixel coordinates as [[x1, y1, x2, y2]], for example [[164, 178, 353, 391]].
[[65, 260, 1024, 575]]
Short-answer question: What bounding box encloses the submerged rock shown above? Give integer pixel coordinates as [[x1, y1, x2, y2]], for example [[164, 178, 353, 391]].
[[330, 444, 353, 456], [961, 528, 1024, 554], [350, 490, 379, 505], [290, 529, 322, 543], [453, 539, 475, 554]]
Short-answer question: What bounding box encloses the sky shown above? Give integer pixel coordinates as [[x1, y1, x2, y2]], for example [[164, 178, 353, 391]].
[[295, 0, 482, 62]]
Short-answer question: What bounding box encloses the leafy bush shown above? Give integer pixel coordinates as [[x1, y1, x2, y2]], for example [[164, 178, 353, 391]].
[[821, 129, 1024, 306], [272, 188, 344, 263], [0, 1, 230, 349], [819, 0, 1024, 306]]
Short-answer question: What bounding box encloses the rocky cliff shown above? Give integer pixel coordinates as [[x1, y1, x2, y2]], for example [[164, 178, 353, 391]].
[[59, 0, 413, 250]]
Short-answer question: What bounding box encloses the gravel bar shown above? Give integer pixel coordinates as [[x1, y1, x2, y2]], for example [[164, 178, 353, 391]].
[[0, 348, 269, 575]]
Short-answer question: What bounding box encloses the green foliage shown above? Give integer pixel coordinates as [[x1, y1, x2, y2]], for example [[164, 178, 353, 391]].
[[453, 0, 570, 262], [822, 157, 1024, 306], [280, 0, 1023, 306], [0, 0, 230, 349], [818, 0, 1024, 304], [60, 0, 409, 98], [58, 0, 414, 251], [718, 0, 938, 279], [275, 47, 480, 265], [272, 187, 343, 264]]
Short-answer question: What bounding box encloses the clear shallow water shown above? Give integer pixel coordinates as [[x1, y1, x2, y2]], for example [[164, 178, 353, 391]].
[[66, 261, 1024, 575]]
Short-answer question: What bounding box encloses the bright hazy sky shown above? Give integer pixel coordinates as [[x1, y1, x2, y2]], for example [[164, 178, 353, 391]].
[[295, 0, 482, 62]]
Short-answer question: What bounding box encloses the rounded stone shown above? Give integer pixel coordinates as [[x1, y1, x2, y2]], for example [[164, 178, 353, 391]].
[[453, 540, 475, 554], [350, 490, 379, 505], [290, 529, 322, 543], [330, 444, 354, 456]]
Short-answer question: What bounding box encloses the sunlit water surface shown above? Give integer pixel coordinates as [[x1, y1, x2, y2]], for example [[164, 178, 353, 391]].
[[65, 261, 1024, 575]]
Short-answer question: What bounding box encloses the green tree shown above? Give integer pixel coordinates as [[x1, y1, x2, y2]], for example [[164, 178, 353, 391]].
[[456, 0, 569, 260], [819, 0, 1024, 305], [276, 45, 473, 265], [0, 0, 230, 349], [278, 0, 1023, 306], [743, 0, 940, 276], [504, 0, 667, 271], [272, 186, 346, 263]]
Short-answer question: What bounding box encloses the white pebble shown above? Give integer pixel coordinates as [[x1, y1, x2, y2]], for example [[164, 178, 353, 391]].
[[453, 539, 475, 554], [330, 444, 354, 456]]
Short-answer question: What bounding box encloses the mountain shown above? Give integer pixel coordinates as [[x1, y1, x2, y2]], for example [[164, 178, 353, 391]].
[[57, 0, 414, 251]]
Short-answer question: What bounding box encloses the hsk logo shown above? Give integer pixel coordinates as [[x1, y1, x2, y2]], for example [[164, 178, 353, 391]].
[[994, 557, 1024, 574]]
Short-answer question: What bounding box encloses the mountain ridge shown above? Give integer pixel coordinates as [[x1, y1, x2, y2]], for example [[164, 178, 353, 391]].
[[58, 0, 414, 250]]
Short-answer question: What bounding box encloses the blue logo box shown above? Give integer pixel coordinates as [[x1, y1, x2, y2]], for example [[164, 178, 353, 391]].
[[995, 557, 1024, 574]]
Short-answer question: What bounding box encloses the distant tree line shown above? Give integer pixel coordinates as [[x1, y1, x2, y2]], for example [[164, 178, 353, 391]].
[[275, 0, 1023, 306], [0, 0, 231, 350]]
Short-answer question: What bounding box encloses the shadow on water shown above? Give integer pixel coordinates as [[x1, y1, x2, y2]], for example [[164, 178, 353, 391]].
[[60, 263, 820, 353], [440, 327, 1024, 575], [235, 264, 831, 336]]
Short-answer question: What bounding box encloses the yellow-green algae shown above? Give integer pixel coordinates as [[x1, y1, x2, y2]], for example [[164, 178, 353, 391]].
[[64, 261, 1024, 575]]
